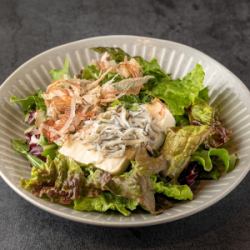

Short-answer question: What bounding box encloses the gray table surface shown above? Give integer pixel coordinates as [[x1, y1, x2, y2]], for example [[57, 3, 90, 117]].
[[0, 0, 250, 249]]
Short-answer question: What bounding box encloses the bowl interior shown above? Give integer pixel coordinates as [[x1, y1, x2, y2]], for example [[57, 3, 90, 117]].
[[0, 36, 250, 227]]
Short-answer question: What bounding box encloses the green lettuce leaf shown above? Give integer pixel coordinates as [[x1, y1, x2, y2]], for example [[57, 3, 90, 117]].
[[191, 148, 230, 172], [106, 162, 155, 213], [189, 99, 214, 125], [150, 64, 205, 115], [38, 135, 58, 159], [21, 156, 56, 189], [135, 57, 169, 81], [10, 90, 46, 114], [111, 95, 141, 110], [174, 115, 190, 126], [111, 93, 153, 110], [151, 176, 193, 200], [92, 47, 130, 62], [191, 148, 238, 179], [81, 64, 124, 85], [198, 87, 209, 101], [81, 64, 100, 80], [21, 154, 85, 204], [85, 168, 112, 191], [11, 139, 44, 167], [74, 192, 138, 216], [162, 125, 210, 180], [49, 58, 70, 80]]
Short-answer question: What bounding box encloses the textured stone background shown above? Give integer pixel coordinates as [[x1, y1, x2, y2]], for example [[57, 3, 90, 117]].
[[0, 0, 249, 249]]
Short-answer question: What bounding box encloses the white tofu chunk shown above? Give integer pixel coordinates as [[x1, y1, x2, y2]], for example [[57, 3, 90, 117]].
[[144, 99, 176, 149], [144, 99, 176, 132], [59, 140, 135, 175]]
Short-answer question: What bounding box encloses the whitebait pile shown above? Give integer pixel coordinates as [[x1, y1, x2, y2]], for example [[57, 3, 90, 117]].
[[76, 105, 165, 158]]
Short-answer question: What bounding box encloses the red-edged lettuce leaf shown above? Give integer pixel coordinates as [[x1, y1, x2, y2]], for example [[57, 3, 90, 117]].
[[21, 154, 85, 205]]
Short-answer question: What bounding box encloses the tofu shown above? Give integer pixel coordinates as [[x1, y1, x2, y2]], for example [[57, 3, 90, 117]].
[[144, 99, 176, 149], [59, 140, 135, 175], [144, 99, 176, 132]]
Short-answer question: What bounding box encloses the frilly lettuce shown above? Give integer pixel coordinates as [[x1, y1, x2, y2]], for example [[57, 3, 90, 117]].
[[10, 90, 46, 114], [189, 99, 214, 125], [150, 64, 205, 115], [206, 120, 231, 148], [81, 64, 99, 80], [106, 161, 155, 213], [21, 154, 85, 204], [191, 148, 229, 172], [85, 168, 112, 191], [20, 154, 138, 215], [151, 176, 193, 200], [49, 58, 70, 80], [191, 148, 238, 179], [111, 94, 152, 111], [111, 94, 141, 111], [163, 125, 210, 180], [135, 57, 169, 81], [74, 192, 138, 216]]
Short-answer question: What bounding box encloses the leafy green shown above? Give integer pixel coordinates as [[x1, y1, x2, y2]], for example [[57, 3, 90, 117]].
[[206, 120, 231, 148], [84, 168, 112, 191], [81, 64, 100, 80], [11, 139, 44, 167], [189, 99, 214, 125], [199, 168, 221, 180], [102, 72, 124, 85], [49, 58, 70, 81], [135, 148, 167, 175], [21, 156, 56, 189], [139, 90, 153, 103], [10, 90, 46, 114], [191, 148, 238, 180], [151, 176, 193, 200], [191, 148, 230, 172], [92, 47, 130, 62], [106, 162, 155, 213], [150, 64, 205, 115], [38, 135, 58, 159], [174, 115, 190, 126], [163, 125, 210, 180], [74, 192, 138, 216], [135, 57, 169, 81], [111, 95, 141, 110], [111, 94, 152, 110], [81, 64, 124, 84], [228, 153, 238, 172], [21, 154, 85, 204], [198, 87, 209, 101]]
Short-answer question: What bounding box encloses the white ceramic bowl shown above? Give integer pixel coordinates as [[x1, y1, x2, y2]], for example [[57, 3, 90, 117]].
[[0, 35, 250, 227]]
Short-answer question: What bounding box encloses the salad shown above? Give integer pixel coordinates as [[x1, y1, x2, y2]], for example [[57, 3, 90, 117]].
[[10, 47, 237, 216]]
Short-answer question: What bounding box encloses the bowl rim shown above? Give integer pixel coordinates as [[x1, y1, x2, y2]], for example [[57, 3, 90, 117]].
[[0, 35, 249, 227]]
